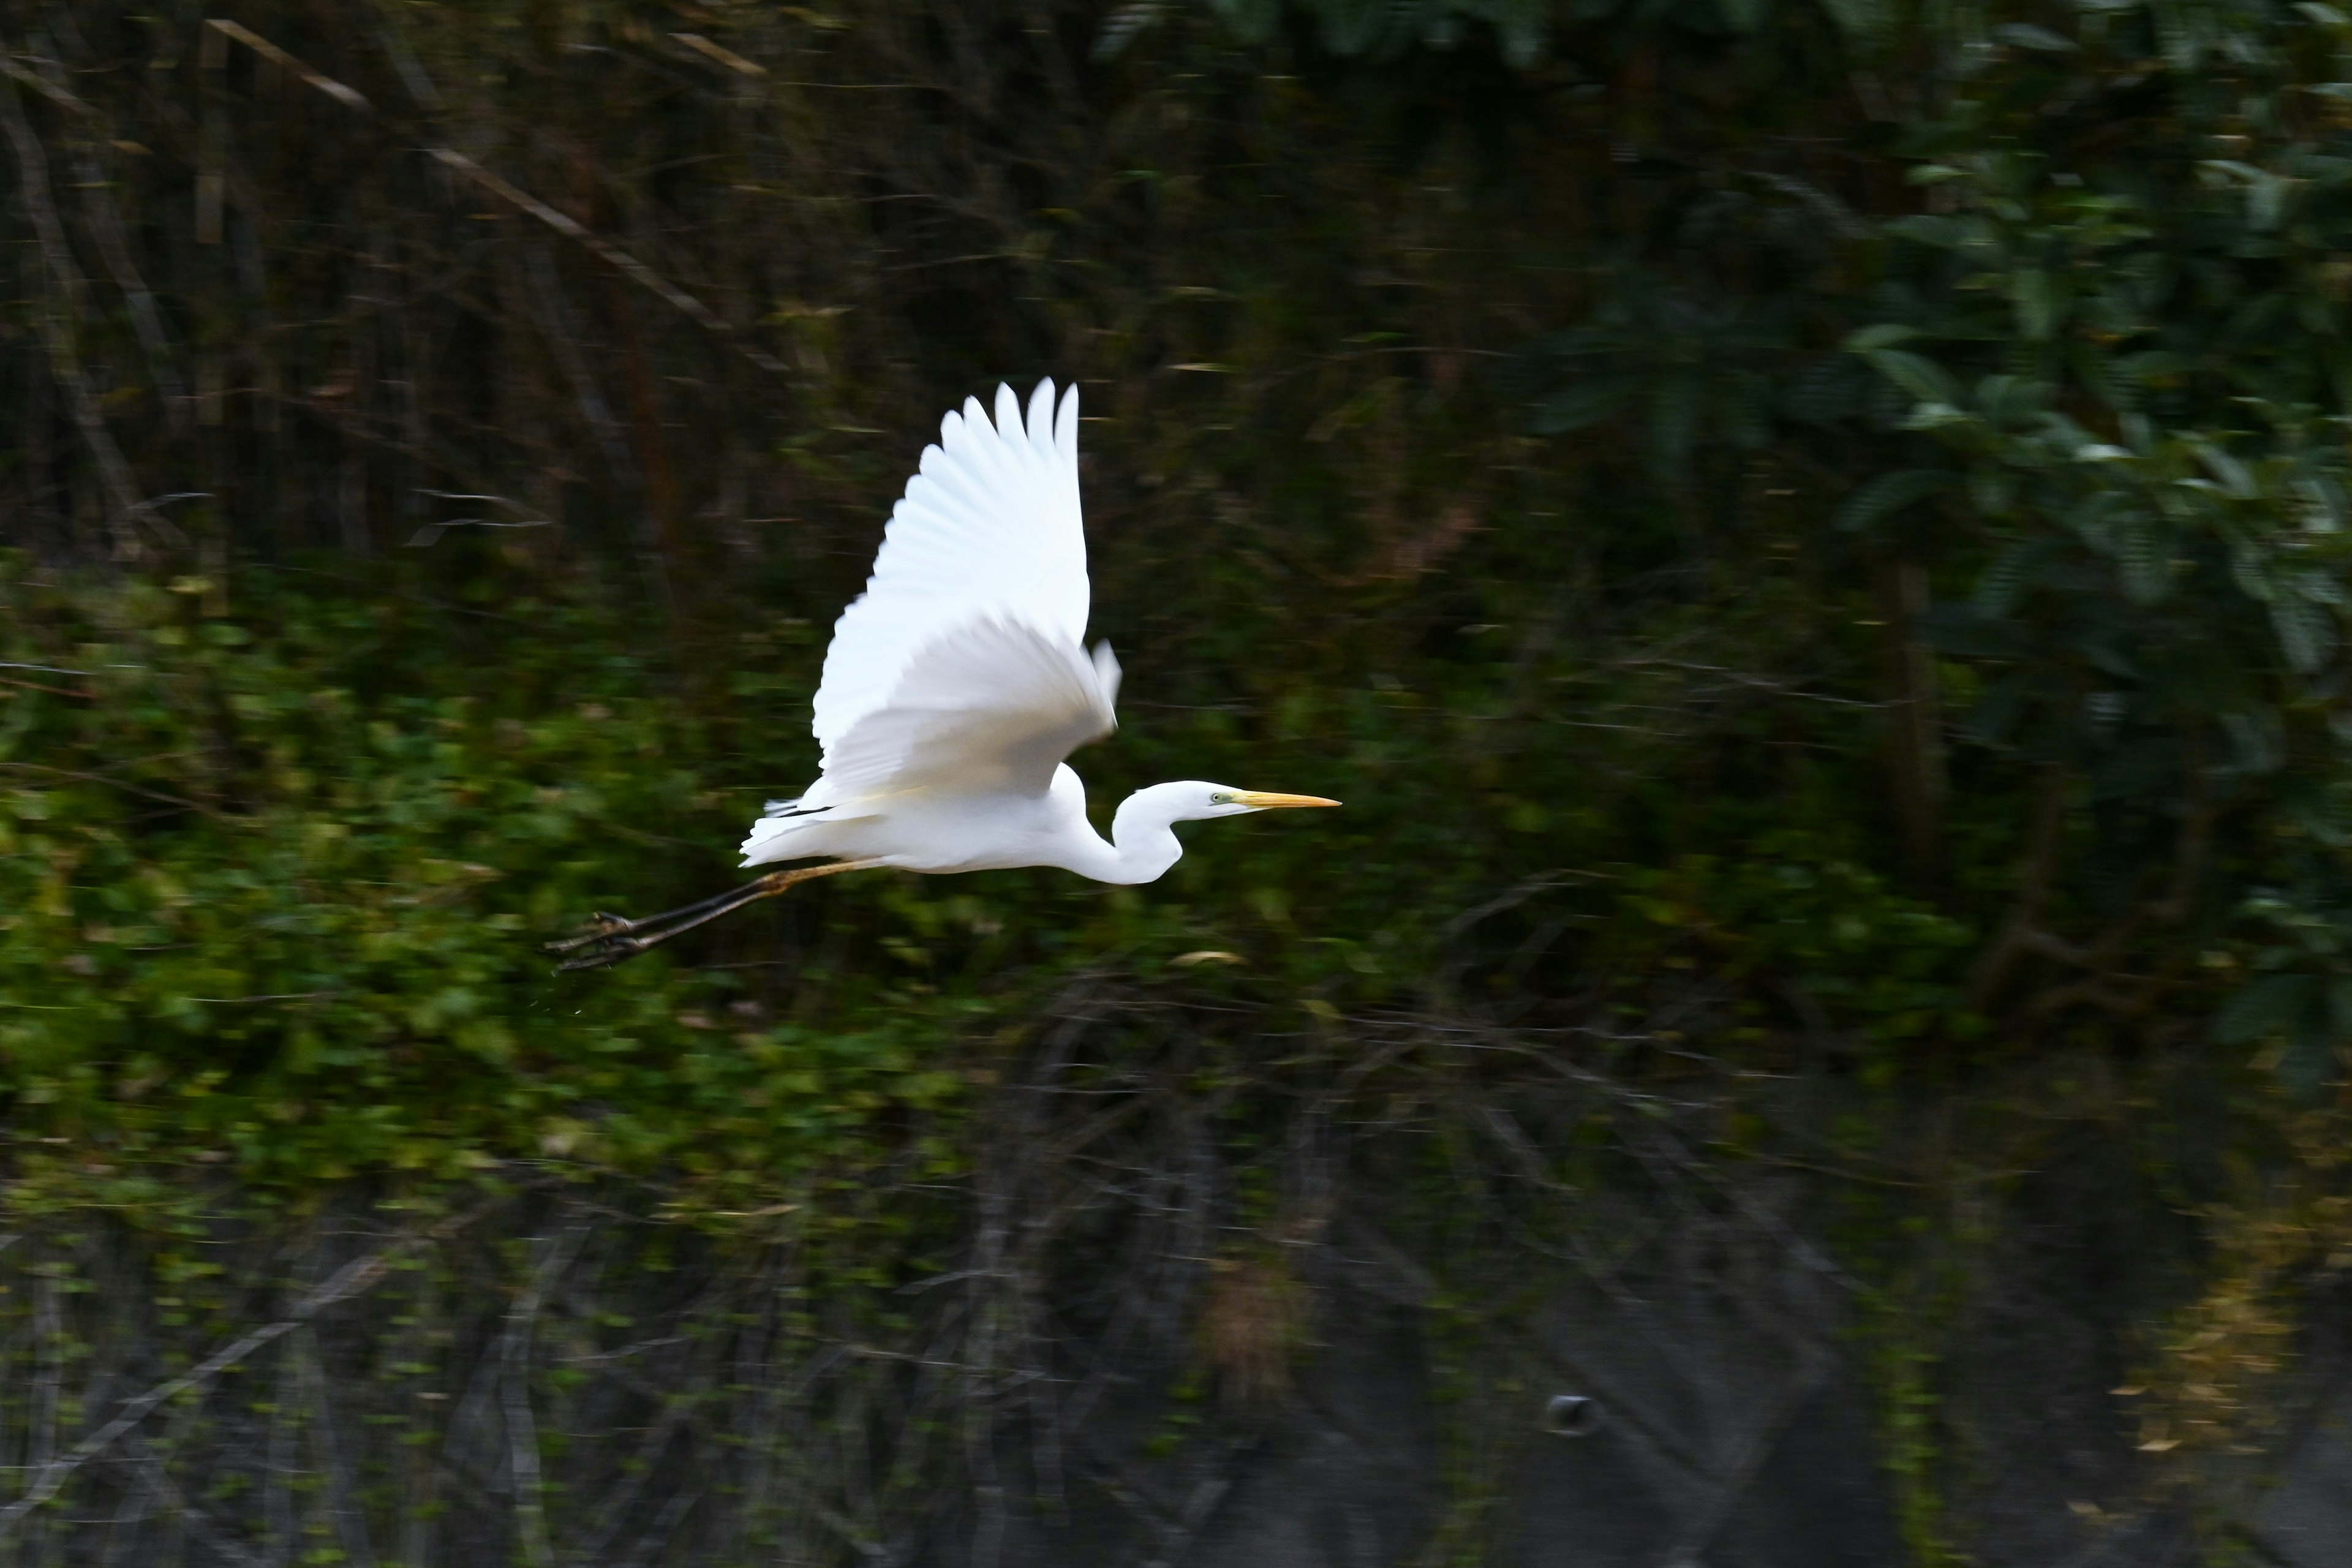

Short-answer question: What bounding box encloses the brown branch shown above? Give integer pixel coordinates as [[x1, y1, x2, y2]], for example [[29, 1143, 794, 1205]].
[[203, 20, 374, 111], [0, 675, 93, 699]]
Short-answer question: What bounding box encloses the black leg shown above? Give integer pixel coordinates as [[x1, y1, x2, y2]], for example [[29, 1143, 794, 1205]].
[[545, 859, 883, 971]]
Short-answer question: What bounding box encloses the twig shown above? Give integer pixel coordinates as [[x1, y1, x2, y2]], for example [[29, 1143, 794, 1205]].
[[502, 1220, 583, 1568], [1137, 1433, 1256, 1568], [1966, 763, 2071, 1010], [263, 1321, 299, 1567], [183, 992, 334, 1005], [0, 675, 91, 699], [0, 69, 143, 555], [1651, 1349, 1829, 1567], [672, 33, 766, 78], [567, 1403, 692, 1566], [27, 1273, 62, 1558], [202, 21, 374, 111], [615, 1486, 702, 1568], [25, 49, 187, 412], [521, 241, 644, 512], [0, 761, 219, 817], [0, 57, 88, 116], [429, 149, 785, 374], [296, 1327, 379, 1568], [126, 1435, 265, 1568], [195, 18, 785, 375]]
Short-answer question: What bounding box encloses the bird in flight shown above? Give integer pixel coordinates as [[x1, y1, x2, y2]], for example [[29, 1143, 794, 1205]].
[[550, 379, 1337, 970]]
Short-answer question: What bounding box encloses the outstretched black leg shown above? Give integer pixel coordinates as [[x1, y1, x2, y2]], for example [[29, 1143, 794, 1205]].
[[546, 858, 885, 971]]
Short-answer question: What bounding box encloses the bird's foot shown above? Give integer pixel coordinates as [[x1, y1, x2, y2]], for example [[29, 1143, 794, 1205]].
[[545, 862, 884, 974], [545, 912, 657, 969]]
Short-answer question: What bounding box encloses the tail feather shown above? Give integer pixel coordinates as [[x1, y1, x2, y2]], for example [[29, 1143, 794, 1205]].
[[739, 814, 810, 865], [739, 798, 860, 865]]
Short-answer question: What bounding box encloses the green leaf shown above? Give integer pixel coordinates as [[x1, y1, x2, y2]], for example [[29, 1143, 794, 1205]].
[[2011, 269, 2064, 342], [2114, 516, 2172, 606], [1842, 323, 1918, 353], [1782, 355, 1872, 423], [1648, 369, 1704, 474], [1530, 374, 1643, 434], [1834, 470, 1958, 533], [1817, 0, 1890, 43], [1971, 538, 2060, 619], [1494, 0, 1550, 64], [1992, 21, 2078, 50], [1921, 605, 2029, 659], [1861, 348, 1962, 406], [2222, 710, 2286, 773], [1717, 369, 1774, 451], [1206, 0, 1283, 43], [1884, 215, 1966, 248], [1092, 2, 1166, 58], [2212, 973, 2321, 1045], [2282, 1026, 2339, 1096], [2270, 597, 2335, 674]]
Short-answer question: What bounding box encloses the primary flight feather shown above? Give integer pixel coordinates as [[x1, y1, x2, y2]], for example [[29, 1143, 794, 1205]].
[[550, 379, 1336, 970]]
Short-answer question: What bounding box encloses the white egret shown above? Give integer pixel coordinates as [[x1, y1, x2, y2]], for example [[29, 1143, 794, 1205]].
[[550, 379, 1337, 970]]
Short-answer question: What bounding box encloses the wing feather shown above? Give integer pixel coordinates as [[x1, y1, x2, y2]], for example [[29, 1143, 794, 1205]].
[[806, 619, 1115, 808], [812, 379, 1088, 756]]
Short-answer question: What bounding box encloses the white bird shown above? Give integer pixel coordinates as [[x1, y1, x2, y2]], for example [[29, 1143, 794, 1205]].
[[551, 379, 1337, 970]]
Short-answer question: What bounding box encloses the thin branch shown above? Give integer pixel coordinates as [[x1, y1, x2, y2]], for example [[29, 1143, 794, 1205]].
[[198, 17, 786, 374], [431, 149, 786, 373], [0, 69, 143, 554], [500, 1222, 583, 1568]]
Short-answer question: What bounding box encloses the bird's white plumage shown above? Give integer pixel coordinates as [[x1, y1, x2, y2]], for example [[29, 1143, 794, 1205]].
[[810, 619, 1117, 804], [810, 379, 1089, 756], [742, 379, 1120, 869]]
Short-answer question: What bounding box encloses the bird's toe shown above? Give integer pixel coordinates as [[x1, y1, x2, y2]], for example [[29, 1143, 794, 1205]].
[[545, 916, 639, 955], [552, 932, 652, 971]]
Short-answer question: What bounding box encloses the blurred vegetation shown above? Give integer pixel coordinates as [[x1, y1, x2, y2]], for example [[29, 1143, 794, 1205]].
[[7, 0, 2352, 1559]]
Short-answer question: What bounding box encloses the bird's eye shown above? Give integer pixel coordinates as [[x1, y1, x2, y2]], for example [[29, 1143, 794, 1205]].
[[1210, 793, 1231, 804]]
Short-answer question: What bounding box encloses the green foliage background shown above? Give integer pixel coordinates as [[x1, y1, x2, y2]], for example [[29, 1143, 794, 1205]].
[[7, 0, 2352, 1558]]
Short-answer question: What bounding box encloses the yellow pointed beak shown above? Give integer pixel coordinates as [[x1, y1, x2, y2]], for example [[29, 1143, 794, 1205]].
[[1233, 791, 1342, 810]]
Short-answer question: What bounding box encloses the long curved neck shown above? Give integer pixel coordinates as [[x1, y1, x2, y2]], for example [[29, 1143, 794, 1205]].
[[1064, 785, 1191, 885]]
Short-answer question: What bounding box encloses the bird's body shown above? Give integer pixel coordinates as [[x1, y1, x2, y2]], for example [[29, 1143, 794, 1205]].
[[745, 764, 1194, 883], [552, 379, 1335, 968]]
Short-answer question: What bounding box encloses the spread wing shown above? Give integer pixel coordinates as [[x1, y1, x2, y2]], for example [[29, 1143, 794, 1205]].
[[812, 379, 1091, 760], [806, 619, 1120, 807]]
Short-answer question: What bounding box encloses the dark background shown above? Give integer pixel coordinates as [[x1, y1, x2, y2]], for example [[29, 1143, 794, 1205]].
[[3, 1, 2352, 1562]]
